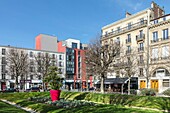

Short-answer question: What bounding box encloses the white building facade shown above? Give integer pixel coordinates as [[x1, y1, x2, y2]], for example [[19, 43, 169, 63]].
[[0, 45, 65, 90]]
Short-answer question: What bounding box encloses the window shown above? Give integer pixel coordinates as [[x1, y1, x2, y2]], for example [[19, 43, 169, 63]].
[[37, 67, 41, 72], [152, 48, 158, 59], [2, 48, 6, 55], [128, 22, 131, 29], [59, 62, 63, 67], [1, 65, 6, 73], [30, 52, 33, 57], [116, 71, 119, 77], [153, 31, 158, 41], [116, 37, 120, 44], [163, 17, 166, 21], [139, 68, 143, 76], [59, 55, 62, 60], [140, 18, 144, 25], [127, 34, 131, 42], [127, 46, 131, 53], [139, 55, 143, 62], [2, 74, 5, 79], [30, 75, 33, 79], [30, 67, 34, 72], [11, 75, 15, 79], [117, 27, 120, 33], [1, 57, 6, 64], [154, 19, 158, 24], [111, 29, 114, 33], [162, 46, 169, 58], [163, 79, 169, 87], [127, 57, 131, 63], [139, 30, 143, 38], [72, 42, 77, 49], [51, 60, 55, 66], [58, 68, 62, 74], [38, 52, 41, 58], [52, 54, 55, 59], [105, 31, 108, 36], [78, 51, 80, 55], [163, 29, 169, 39], [139, 43, 144, 51], [30, 60, 34, 65], [38, 75, 41, 80]]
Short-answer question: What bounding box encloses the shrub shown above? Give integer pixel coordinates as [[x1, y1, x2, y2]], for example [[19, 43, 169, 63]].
[[139, 88, 156, 96], [162, 88, 170, 96]]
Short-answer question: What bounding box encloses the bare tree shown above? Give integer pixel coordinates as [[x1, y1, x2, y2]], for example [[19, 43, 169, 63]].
[[6, 49, 29, 89], [86, 37, 120, 93], [116, 47, 139, 95], [34, 52, 55, 90]]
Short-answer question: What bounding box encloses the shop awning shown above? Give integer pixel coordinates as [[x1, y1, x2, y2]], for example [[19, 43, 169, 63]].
[[96, 77, 138, 84]]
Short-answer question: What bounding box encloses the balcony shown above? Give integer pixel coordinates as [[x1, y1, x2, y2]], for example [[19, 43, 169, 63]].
[[126, 50, 131, 54], [126, 39, 131, 44], [136, 34, 145, 42], [101, 20, 147, 40], [150, 36, 170, 45], [160, 56, 170, 60], [150, 58, 159, 62], [138, 47, 144, 52], [151, 39, 159, 43], [138, 60, 144, 66]]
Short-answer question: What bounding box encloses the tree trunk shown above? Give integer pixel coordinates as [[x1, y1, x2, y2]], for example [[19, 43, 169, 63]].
[[100, 75, 105, 93], [146, 77, 149, 88], [15, 76, 19, 89], [121, 84, 124, 94], [128, 77, 131, 95]]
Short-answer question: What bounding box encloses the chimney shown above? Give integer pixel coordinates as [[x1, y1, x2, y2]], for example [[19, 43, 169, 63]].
[[126, 12, 131, 18], [151, 1, 165, 19]]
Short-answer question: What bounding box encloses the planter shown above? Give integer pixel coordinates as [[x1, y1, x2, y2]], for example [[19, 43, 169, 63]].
[[50, 90, 61, 101]]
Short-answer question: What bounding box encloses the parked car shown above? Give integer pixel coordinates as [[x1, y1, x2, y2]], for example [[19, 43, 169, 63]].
[[89, 87, 95, 91], [30, 87, 40, 92], [0, 88, 18, 93], [24, 88, 31, 92]]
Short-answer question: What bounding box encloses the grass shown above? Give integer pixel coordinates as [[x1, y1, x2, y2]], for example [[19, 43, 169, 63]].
[[0, 100, 28, 113], [0, 92, 168, 113], [47, 105, 162, 113]]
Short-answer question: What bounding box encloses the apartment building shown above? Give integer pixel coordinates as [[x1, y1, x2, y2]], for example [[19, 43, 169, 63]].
[[0, 45, 65, 91], [35, 34, 89, 90], [57, 39, 88, 90], [101, 2, 169, 93]]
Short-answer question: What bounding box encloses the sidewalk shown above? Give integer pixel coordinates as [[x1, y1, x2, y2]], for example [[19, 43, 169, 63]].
[[0, 99, 36, 113]]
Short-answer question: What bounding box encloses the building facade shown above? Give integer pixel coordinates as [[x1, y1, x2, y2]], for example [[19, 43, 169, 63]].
[[0, 45, 65, 91], [101, 2, 170, 93], [57, 39, 88, 90]]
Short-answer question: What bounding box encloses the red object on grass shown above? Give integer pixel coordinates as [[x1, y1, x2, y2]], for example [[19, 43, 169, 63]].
[[50, 90, 61, 101]]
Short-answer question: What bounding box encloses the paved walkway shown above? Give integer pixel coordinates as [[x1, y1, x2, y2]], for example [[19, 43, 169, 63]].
[[0, 99, 37, 113]]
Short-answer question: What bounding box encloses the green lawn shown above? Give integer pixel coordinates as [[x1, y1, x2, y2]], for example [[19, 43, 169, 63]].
[[0, 100, 28, 113], [0, 92, 167, 113], [46, 105, 162, 113]]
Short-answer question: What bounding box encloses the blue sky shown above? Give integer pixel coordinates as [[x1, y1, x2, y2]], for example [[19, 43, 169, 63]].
[[0, 0, 169, 49]]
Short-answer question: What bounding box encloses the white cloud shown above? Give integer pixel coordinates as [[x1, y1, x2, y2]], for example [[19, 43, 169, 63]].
[[113, 0, 143, 11]]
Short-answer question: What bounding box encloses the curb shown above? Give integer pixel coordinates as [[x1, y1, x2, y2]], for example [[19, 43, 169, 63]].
[[0, 99, 37, 113]]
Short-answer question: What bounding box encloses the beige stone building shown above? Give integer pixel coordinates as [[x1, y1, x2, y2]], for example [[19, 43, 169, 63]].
[[101, 2, 170, 93]]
